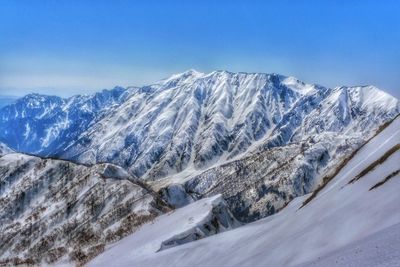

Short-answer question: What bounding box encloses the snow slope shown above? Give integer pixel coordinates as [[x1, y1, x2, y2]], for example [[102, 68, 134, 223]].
[[88, 195, 240, 267], [295, 222, 400, 267], [89, 116, 400, 267]]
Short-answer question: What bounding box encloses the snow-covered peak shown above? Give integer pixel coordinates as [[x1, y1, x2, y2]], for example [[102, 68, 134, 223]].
[[18, 93, 63, 108], [179, 69, 204, 77], [0, 86, 128, 155], [281, 76, 318, 95], [158, 70, 318, 97], [338, 85, 399, 111], [157, 69, 205, 87]]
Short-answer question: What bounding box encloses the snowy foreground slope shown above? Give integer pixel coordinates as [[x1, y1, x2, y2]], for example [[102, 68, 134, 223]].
[[87, 195, 240, 266], [89, 117, 400, 267], [295, 222, 400, 267]]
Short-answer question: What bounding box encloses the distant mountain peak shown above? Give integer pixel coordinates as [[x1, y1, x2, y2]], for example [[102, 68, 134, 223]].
[[161, 69, 205, 84]]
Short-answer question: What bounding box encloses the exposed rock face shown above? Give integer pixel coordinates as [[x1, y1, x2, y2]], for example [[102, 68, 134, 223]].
[[158, 195, 241, 251], [0, 153, 171, 266]]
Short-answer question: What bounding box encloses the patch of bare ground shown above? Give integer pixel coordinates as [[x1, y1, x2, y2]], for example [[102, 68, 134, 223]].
[[347, 144, 400, 184], [369, 169, 400, 191]]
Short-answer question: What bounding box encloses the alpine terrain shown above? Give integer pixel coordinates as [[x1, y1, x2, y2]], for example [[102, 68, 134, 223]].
[[89, 115, 400, 267], [0, 70, 398, 266]]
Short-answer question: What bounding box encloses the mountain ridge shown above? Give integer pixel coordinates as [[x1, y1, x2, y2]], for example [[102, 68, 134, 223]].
[[0, 70, 399, 266], [0, 71, 398, 214]]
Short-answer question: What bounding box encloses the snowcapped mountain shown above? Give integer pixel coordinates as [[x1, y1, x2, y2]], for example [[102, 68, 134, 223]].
[[0, 70, 398, 223], [0, 152, 171, 266], [61, 74, 398, 182], [0, 87, 128, 155], [0, 70, 399, 267], [88, 116, 400, 267], [1, 71, 398, 183], [60, 70, 316, 178]]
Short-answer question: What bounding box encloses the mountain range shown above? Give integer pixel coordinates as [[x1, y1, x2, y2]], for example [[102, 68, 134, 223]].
[[0, 70, 399, 266]]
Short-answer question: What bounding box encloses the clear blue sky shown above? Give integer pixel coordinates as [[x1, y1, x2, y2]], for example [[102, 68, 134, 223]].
[[1, 0, 399, 98]]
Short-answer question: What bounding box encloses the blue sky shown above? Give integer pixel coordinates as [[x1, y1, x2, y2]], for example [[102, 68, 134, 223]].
[[1, 0, 399, 97]]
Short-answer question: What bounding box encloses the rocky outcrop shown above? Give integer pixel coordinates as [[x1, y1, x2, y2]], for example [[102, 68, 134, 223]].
[[158, 195, 241, 251]]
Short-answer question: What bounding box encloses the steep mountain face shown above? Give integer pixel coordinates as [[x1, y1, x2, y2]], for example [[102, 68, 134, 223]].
[[159, 86, 399, 222], [0, 87, 128, 155], [52, 71, 398, 182], [88, 116, 400, 267], [0, 71, 398, 184], [274, 85, 399, 146], [60, 71, 316, 178], [0, 153, 171, 266]]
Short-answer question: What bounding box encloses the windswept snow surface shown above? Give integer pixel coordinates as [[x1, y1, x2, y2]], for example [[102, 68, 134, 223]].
[[89, 117, 400, 267], [294, 222, 400, 267]]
